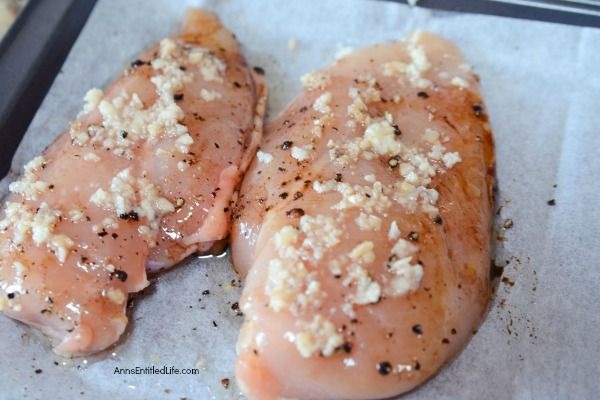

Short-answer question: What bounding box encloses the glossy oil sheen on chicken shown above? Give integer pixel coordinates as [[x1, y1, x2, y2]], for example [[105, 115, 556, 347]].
[[232, 32, 495, 399], [0, 9, 266, 357]]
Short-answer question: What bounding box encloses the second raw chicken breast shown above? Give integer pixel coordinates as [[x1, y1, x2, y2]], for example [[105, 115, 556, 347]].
[[0, 9, 265, 356], [232, 32, 495, 399]]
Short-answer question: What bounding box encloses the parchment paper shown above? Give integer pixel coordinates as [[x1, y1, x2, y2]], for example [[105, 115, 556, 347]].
[[1, 0, 599, 399]]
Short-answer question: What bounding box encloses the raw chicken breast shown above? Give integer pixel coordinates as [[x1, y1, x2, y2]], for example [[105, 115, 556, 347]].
[[232, 32, 495, 399], [0, 9, 266, 357]]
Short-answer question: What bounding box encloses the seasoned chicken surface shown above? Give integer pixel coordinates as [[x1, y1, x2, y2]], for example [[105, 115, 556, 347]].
[[232, 32, 495, 399], [0, 9, 266, 357]]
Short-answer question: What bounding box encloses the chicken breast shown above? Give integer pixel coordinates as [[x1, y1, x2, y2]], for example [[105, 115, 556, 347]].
[[231, 32, 495, 399], [0, 9, 266, 357]]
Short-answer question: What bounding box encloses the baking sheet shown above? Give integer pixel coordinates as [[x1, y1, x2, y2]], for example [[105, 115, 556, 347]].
[[1, 0, 600, 399]]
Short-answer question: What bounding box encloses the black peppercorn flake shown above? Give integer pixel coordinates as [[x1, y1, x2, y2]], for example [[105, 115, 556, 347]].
[[392, 124, 402, 136], [286, 208, 305, 218], [173, 93, 184, 101], [202, 290, 210, 295], [417, 91, 429, 98], [547, 199, 556, 206], [412, 324, 423, 335], [473, 104, 484, 117], [339, 342, 353, 353], [335, 173, 343, 182], [253, 66, 265, 75], [433, 215, 443, 224], [501, 276, 515, 287], [7, 292, 15, 299], [408, 231, 419, 241], [377, 361, 393, 376], [279, 192, 289, 199], [282, 140, 293, 150], [110, 269, 128, 282], [119, 211, 139, 221], [130, 59, 148, 68]]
